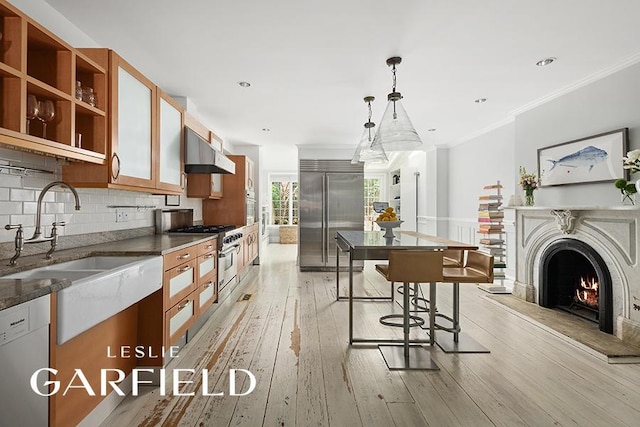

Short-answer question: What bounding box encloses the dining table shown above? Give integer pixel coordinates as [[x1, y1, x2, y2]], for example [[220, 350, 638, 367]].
[[335, 229, 478, 369]]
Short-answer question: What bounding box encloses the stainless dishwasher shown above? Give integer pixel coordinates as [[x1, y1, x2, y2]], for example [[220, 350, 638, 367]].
[[0, 294, 50, 427]]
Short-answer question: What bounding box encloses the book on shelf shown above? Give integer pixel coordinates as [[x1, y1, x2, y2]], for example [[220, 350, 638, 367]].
[[479, 225, 504, 232], [479, 238, 504, 245], [478, 216, 502, 224], [494, 261, 507, 268], [478, 203, 501, 210], [483, 184, 503, 189], [478, 194, 503, 200], [482, 247, 505, 255], [478, 210, 504, 218]]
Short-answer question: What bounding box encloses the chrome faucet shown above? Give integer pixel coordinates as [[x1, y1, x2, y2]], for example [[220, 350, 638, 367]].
[[5, 181, 81, 265], [28, 181, 81, 243]]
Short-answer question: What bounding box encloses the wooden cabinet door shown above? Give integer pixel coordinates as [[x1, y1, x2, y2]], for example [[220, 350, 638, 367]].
[[156, 90, 184, 193], [109, 52, 157, 189]]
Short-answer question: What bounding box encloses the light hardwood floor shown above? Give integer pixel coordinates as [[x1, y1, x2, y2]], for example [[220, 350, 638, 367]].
[[102, 244, 640, 427]]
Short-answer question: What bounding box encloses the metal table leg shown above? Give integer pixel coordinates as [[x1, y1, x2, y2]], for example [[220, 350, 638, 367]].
[[336, 241, 340, 301], [349, 249, 353, 344]]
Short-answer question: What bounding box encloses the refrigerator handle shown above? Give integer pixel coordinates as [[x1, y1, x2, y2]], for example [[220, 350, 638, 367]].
[[322, 173, 327, 264]]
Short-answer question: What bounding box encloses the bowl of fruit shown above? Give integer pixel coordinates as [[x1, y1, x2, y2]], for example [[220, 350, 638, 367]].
[[375, 207, 403, 238]]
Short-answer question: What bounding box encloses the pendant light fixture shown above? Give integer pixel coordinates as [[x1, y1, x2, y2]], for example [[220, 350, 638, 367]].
[[351, 96, 388, 164], [370, 57, 423, 152]]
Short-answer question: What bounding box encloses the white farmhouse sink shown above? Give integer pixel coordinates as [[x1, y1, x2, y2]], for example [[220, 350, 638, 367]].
[[3, 256, 163, 344]]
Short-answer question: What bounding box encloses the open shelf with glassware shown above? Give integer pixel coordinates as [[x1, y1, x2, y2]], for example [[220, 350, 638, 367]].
[[0, 0, 106, 164], [477, 181, 510, 294]]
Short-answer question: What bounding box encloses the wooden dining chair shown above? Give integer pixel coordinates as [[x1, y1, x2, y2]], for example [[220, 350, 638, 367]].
[[435, 250, 493, 353]]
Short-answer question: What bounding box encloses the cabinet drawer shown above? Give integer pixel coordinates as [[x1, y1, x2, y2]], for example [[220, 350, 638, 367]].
[[197, 239, 217, 256], [197, 279, 217, 315], [198, 252, 217, 280], [164, 246, 197, 271], [164, 259, 197, 308], [165, 294, 195, 347]]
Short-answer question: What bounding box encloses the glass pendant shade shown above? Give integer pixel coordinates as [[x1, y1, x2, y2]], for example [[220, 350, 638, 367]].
[[351, 124, 387, 164], [371, 98, 423, 152]]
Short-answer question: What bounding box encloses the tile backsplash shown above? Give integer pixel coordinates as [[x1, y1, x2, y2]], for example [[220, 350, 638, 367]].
[[0, 147, 202, 245]]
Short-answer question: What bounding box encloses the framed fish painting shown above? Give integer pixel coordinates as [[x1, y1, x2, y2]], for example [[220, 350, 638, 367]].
[[537, 128, 628, 187]]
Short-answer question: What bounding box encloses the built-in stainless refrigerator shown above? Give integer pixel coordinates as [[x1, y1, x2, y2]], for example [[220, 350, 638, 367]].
[[298, 159, 364, 271]]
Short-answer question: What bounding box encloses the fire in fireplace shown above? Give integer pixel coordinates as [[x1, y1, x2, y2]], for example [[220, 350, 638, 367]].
[[574, 276, 599, 309], [539, 238, 612, 334]]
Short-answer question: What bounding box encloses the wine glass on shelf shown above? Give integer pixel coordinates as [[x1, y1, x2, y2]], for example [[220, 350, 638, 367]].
[[26, 95, 39, 134], [37, 100, 55, 139]]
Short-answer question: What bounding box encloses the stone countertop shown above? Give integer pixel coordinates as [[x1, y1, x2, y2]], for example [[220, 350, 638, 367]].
[[0, 233, 218, 310]]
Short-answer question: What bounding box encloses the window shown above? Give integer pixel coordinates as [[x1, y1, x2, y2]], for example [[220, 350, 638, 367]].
[[364, 177, 381, 231], [271, 180, 299, 225]]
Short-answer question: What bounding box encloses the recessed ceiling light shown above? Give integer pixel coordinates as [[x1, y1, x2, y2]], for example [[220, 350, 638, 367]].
[[427, 128, 436, 132], [474, 98, 487, 104], [238, 81, 251, 88], [262, 128, 270, 132], [536, 57, 556, 67]]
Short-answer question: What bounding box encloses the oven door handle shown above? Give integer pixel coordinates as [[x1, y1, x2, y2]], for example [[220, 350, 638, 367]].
[[220, 243, 240, 256]]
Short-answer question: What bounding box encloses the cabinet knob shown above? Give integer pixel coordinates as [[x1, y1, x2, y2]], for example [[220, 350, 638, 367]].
[[177, 253, 191, 260]]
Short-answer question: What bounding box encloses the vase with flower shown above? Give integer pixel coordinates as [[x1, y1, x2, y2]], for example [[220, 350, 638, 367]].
[[519, 166, 540, 206], [615, 149, 640, 205]]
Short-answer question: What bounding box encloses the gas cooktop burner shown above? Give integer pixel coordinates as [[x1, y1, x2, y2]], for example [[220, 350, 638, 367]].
[[168, 224, 237, 234]]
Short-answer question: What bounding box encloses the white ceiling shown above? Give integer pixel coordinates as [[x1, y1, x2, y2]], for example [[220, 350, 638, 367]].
[[46, 0, 640, 150]]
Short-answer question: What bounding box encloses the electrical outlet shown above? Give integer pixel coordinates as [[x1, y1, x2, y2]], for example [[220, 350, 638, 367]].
[[116, 209, 129, 222]]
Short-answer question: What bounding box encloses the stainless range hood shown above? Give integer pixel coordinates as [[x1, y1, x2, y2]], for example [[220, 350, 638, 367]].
[[184, 127, 236, 174]]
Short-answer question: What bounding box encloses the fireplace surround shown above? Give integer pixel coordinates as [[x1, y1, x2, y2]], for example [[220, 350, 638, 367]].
[[512, 206, 640, 347], [539, 238, 613, 333]]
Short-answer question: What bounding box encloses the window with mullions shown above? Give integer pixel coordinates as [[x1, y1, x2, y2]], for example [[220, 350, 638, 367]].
[[364, 178, 381, 231], [271, 181, 299, 225]]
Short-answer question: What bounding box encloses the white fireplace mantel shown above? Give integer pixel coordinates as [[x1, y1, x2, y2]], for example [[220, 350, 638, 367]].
[[511, 206, 640, 346]]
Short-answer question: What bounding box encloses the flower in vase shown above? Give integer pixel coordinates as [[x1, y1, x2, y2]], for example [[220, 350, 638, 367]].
[[623, 149, 640, 174], [519, 166, 541, 206]]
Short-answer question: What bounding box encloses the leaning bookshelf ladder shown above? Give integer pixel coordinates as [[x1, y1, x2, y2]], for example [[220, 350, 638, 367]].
[[477, 180, 511, 294]]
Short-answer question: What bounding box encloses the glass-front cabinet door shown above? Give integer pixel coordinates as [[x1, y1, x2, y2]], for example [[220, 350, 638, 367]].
[[157, 90, 184, 193], [110, 53, 157, 188]]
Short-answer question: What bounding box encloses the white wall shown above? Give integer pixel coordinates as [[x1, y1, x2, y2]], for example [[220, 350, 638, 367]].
[[8, 0, 98, 47], [515, 61, 640, 207], [447, 121, 516, 228]]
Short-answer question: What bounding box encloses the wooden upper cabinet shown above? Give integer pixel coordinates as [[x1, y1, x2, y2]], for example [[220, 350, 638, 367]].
[[202, 154, 256, 226], [63, 49, 184, 195], [186, 114, 224, 199], [156, 89, 184, 193], [110, 52, 157, 189], [0, 0, 106, 163]]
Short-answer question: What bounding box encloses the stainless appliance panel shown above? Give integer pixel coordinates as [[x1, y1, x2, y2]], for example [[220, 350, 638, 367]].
[[298, 160, 364, 271], [326, 172, 364, 266], [155, 208, 194, 234], [184, 127, 235, 174], [299, 171, 325, 268]]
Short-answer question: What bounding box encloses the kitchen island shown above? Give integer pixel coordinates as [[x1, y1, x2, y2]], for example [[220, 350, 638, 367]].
[[335, 230, 478, 369]]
